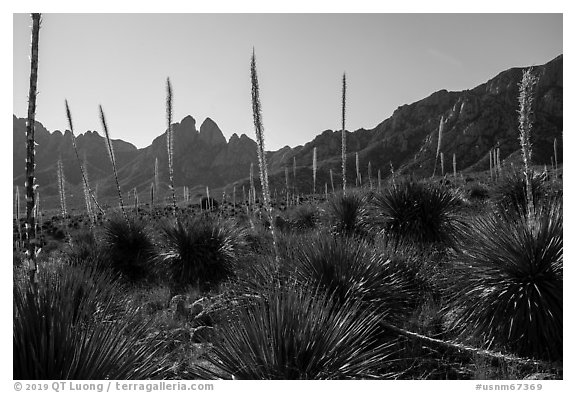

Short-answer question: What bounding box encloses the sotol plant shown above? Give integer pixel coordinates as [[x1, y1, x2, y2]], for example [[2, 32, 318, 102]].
[[447, 196, 562, 361], [158, 217, 248, 292], [190, 285, 395, 379], [14, 264, 169, 379], [372, 181, 464, 247]]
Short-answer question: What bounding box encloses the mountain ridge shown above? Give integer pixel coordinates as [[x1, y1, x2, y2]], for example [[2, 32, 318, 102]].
[[13, 54, 562, 199]]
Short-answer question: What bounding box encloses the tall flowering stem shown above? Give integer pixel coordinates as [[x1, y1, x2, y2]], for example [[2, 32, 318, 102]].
[[25, 13, 41, 287], [166, 78, 177, 215], [312, 147, 317, 194], [355, 152, 361, 187], [65, 100, 104, 216], [432, 116, 444, 177], [100, 105, 127, 222], [15, 186, 23, 245], [341, 73, 347, 194], [250, 50, 278, 256], [249, 162, 256, 208], [368, 161, 373, 189], [518, 68, 539, 222], [330, 169, 335, 193], [285, 167, 290, 206], [57, 159, 67, 219]]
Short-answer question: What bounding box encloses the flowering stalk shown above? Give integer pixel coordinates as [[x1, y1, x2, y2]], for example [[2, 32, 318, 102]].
[[25, 13, 41, 286], [330, 169, 335, 194], [432, 116, 444, 177], [553, 137, 558, 179], [249, 162, 255, 209], [368, 161, 373, 189], [341, 73, 347, 193], [355, 152, 361, 187], [15, 186, 23, 245], [100, 105, 127, 222], [65, 100, 104, 215], [57, 159, 67, 219], [166, 78, 177, 215], [440, 152, 444, 176], [518, 67, 539, 221], [312, 146, 317, 194], [285, 167, 289, 206], [250, 49, 278, 257]]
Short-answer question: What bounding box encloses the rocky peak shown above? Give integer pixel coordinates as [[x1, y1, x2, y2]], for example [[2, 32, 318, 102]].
[[179, 115, 198, 133], [199, 117, 227, 146]]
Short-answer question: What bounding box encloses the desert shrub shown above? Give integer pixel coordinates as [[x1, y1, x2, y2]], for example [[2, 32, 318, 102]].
[[65, 229, 108, 269], [468, 182, 490, 200], [493, 170, 547, 215], [102, 215, 156, 282], [200, 196, 219, 211], [190, 285, 395, 379], [286, 233, 421, 323], [325, 190, 371, 237], [13, 263, 168, 379], [287, 203, 318, 231], [371, 181, 464, 247], [157, 216, 248, 292], [446, 196, 562, 361]]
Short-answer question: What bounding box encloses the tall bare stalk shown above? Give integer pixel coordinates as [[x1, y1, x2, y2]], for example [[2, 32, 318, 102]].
[[489, 149, 494, 181], [249, 162, 256, 208], [355, 152, 361, 187], [25, 13, 41, 286], [150, 182, 155, 211], [432, 116, 444, 177], [553, 137, 558, 179], [293, 156, 297, 197], [99, 105, 127, 222], [378, 169, 382, 191], [57, 159, 67, 219], [154, 157, 160, 193], [368, 161, 372, 189], [312, 146, 317, 194], [285, 167, 289, 206], [453, 153, 457, 177], [496, 147, 501, 179], [440, 152, 444, 176], [166, 78, 177, 215], [330, 169, 335, 194], [250, 49, 277, 255], [65, 100, 103, 215], [82, 156, 95, 224], [34, 191, 42, 243], [341, 73, 347, 194], [389, 161, 397, 189], [518, 68, 539, 222], [15, 186, 22, 246]]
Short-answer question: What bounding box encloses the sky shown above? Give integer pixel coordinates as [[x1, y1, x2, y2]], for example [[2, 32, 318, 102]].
[[13, 13, 562, 152]]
